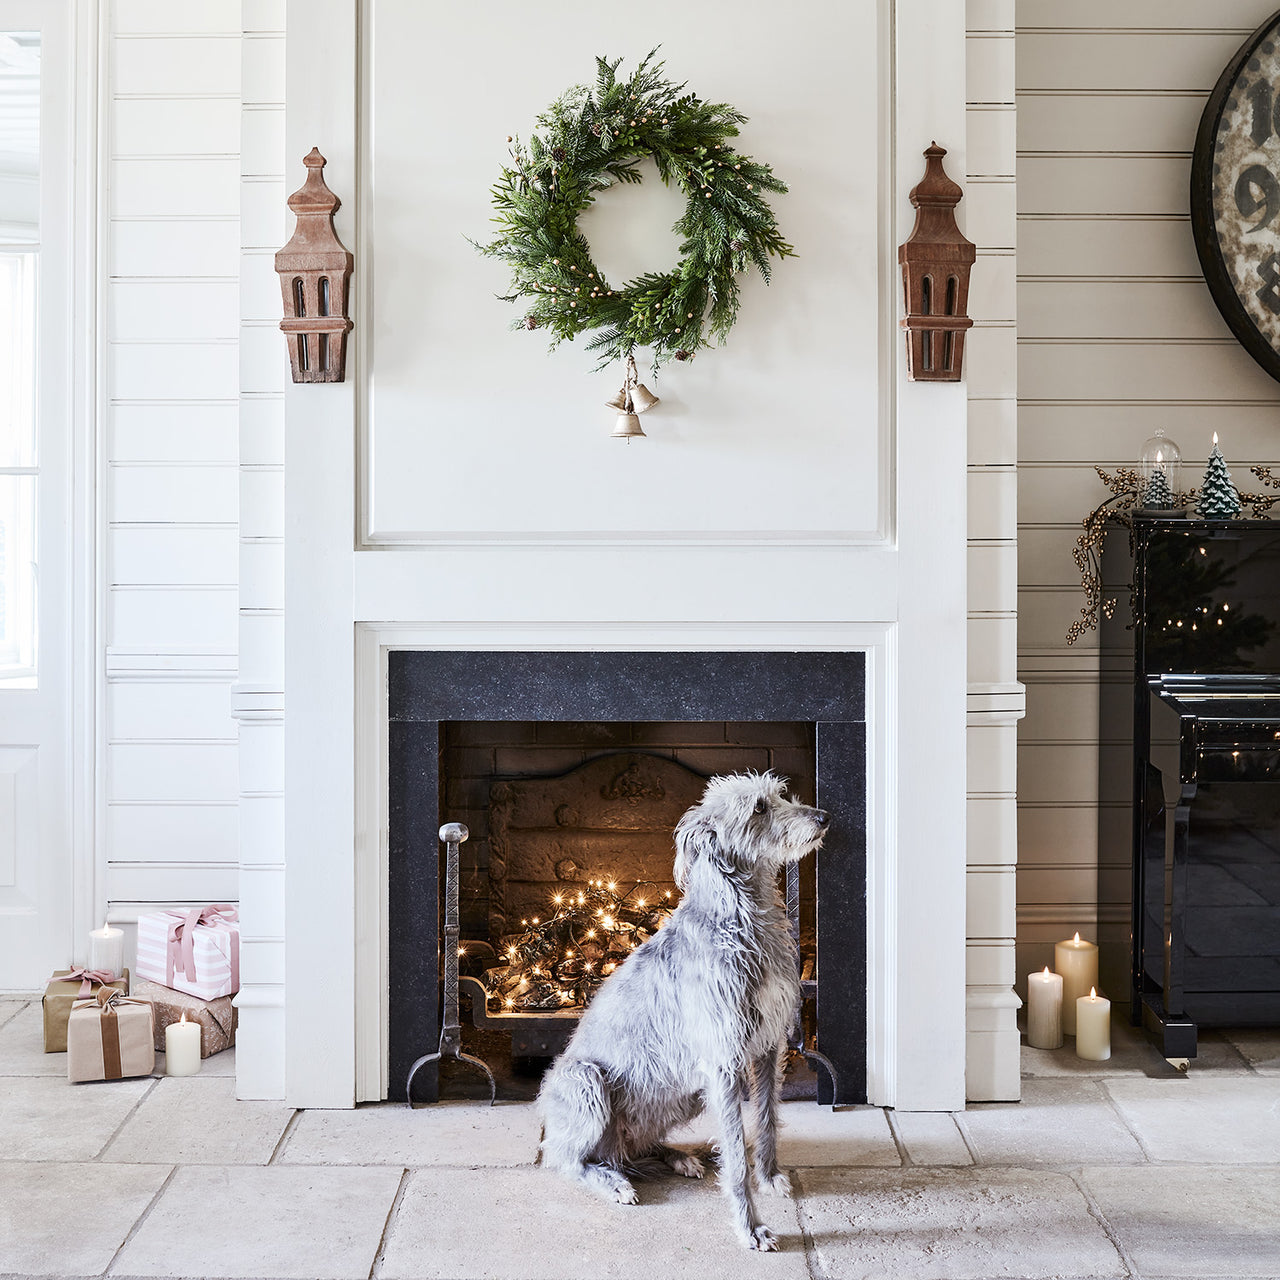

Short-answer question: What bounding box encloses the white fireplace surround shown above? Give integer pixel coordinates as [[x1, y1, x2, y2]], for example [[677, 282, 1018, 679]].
[[231, 0, 1018, 1111]]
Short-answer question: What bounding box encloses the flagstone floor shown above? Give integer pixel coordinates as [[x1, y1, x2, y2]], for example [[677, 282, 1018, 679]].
[[1, 993, 1278, 1280]]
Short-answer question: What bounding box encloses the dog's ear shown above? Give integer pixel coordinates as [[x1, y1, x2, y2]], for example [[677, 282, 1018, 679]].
[[673, 812, 718, 890]]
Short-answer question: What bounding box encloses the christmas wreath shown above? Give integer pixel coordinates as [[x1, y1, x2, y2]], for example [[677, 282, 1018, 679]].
[[476, 51, 794, 374]]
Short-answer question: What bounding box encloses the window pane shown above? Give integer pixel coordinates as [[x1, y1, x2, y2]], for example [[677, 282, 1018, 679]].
[[0, 250, 36, 468], [0, 472, 35, 673]]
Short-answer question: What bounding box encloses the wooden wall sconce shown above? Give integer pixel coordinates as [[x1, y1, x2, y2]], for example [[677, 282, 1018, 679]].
[[275, 148, 354, 383], [898, 143, 975, 382]]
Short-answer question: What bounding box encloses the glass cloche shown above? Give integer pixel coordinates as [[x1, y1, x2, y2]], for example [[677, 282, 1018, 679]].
[[1138, 428, 1182, 509]]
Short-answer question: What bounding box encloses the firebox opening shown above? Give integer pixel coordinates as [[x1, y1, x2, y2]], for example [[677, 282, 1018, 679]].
[[438, 720, 818, 1092]]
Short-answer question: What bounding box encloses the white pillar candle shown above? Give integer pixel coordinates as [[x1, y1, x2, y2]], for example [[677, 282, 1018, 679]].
[[164, 1011, 202, 1076], [88, 922, 124, 979], [1026, 966, 1063, 1049], [1054, 932, 1099, 1035], [1075, 987, 1111, 1061]]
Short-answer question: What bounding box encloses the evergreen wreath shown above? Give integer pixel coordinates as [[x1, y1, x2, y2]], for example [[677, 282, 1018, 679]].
[[475, 51, 794, 372]]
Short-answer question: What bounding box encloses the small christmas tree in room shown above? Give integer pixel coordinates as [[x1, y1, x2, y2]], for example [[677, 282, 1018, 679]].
[[1197, 432, 1242, 518], [1144, 456, 1175, 509]]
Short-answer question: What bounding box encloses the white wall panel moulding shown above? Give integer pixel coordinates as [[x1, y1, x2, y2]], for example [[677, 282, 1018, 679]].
[[111, 97, 241, 157], [111, 35, 241, 98], [1015, 30, 1246, 94], [111, 158, 241, 219], [110, 219, 240, 279], [106, 649, 238, 678]]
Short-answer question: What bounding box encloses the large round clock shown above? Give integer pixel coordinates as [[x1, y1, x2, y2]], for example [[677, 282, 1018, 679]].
[[1192, 8, 1280, 383]]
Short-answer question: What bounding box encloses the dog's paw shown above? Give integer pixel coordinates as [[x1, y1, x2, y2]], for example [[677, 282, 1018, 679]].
[[748, 1225, 779, 1252], [762, 1172, 792, 1198], [669, 1152, 705, 1179], [614, 1182, 640, 1206]]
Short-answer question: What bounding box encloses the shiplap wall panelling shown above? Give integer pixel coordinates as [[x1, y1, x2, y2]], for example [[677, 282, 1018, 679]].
[[233, 0, 287, 1100], [965, 0, 1023, 1102], [1014, 0, 1280, 999], [104, 0, 242, 964]]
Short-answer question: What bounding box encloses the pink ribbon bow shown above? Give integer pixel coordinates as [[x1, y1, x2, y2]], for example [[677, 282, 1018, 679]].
[[166, 904, 239, 992], [56, 967, 118, 999]]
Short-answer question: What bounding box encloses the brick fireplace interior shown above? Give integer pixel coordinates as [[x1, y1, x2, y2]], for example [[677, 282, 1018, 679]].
[[388, 651, 866, 1105]]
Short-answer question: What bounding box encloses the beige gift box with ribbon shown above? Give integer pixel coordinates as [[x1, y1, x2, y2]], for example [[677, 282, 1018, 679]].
[[67, 987, 155, 1083], [132, 979, 237, 1058], [42, 968, 130, 1053]]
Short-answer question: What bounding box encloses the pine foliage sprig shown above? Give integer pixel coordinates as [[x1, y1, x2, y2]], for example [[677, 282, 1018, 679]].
[[474, 50, 794, 370]]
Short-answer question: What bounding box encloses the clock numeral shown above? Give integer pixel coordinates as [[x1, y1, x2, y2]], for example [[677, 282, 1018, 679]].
[[1248, 78, 1276, 146], [1255, 251, 1280, 315], [1235, 163, 1280, 231]]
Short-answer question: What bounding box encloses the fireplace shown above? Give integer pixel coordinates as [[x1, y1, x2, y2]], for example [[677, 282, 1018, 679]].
[[388, 650, 866, 1104]]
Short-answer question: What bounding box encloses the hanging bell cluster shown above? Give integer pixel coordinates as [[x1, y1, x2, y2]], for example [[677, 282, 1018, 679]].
[[607, 353, 659, 439]]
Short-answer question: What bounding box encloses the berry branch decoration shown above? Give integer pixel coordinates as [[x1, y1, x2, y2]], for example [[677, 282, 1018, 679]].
[[1067, 464, 1280, 645], [474, 51, 794, 376]]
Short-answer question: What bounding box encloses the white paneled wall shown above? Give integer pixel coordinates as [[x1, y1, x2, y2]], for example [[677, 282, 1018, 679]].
[[232, 0, 286, 1100], [1015, 2, 1280, 993], [105, 2, 242, 944], [964, 0, 1024, 1102]]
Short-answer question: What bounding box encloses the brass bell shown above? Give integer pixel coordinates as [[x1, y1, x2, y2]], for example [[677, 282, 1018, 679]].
[[604, 386, 630, 411], [611, 412, 646, 439], [630, 383, 660, 413]]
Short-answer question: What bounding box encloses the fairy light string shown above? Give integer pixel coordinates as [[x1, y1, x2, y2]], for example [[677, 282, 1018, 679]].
[[484, 875, 675, 1013]]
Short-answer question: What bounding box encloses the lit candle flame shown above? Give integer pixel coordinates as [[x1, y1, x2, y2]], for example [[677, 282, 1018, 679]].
[[1043, 966, 1050, 976], [1213, 431, 1219, 446], [180, 1011, 188, 1023], [1089, 987, 1097, 1000], [1073, 932, 1080, 945]]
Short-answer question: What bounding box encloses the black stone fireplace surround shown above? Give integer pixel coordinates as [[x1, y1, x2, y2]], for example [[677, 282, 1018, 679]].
[[388, 650, 867, 1105]]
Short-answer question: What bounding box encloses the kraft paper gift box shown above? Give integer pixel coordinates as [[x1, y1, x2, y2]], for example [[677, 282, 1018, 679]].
[[42, 968, 130, 1053], [135, 904, 240, 1000], [67, 987, 155, 1083], [132, 979, 237, 1058]]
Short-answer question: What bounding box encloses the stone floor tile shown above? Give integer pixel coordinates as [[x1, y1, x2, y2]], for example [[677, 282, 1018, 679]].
[[0, 998, 26, 1031], [669, 1100, 900, 1167], [103, 1077, 293, 1165], [1083, 1165, 1280, 1276], [1223, 1027, 1280, 1074], [960, 1079, 1145, 1165], [892, 1111, 973, 1165], [379, 1165, 808, 1279], [0, 1075, 153, 1160], [113, 1165, 403, 1279], [1104, 1076, 1280, 1162], [796, 1166, 1123, 1279], [0, 1004, 70, 1076], [281, 1098, 540, 1167], [1021, 1013, 1250, 1078], [0, 1161, 170, 1276]]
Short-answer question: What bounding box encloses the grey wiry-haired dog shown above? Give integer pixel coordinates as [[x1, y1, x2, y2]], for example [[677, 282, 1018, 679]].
[[537, 771, 829, 1252]]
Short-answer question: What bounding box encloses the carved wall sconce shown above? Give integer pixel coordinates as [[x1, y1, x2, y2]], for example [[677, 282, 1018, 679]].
[[275, 148, 354, 383], [898, 143, 975, 382]]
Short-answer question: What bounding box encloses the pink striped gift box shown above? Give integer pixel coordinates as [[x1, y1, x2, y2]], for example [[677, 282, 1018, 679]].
[[135, 905, 240, 1000]]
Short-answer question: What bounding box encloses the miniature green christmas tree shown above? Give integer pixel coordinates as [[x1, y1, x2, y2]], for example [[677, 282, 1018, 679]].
[[1197, 433, 1242, 518], [1143, 464, 1175, 509]]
